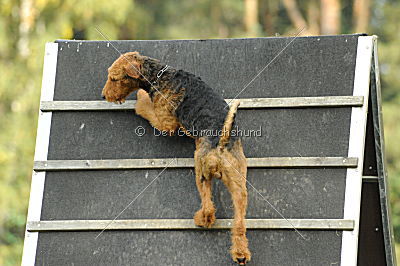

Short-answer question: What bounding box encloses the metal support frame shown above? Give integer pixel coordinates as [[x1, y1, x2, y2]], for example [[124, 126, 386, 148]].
[[371, 37, 397, 265], [21, 43, 58, 266], [340, 36, 374, 266]]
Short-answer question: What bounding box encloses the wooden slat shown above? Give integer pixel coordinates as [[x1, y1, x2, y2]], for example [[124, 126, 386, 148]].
[[26, 219, 355, 231], [362, 175, 379, 181], [248, 157, 358, 168], [33, 157, 358, 171], [40, 96, 364, 111]]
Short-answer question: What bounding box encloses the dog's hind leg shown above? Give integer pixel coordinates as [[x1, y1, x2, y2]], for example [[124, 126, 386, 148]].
[[221, 141, 251, 265], [193, 138, 216, 228]]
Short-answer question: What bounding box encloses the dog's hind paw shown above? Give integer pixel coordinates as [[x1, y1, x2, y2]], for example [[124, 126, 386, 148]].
[[193, 208, 216, 228], [237, 257, 246, 265], [231, 245, 251, 265]]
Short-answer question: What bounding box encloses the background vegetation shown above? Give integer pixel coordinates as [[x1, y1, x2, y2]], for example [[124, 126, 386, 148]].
[[0, 0, 399, 264]]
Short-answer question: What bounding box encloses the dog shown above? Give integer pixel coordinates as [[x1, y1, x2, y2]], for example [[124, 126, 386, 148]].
[[102, 52, 251, 265]]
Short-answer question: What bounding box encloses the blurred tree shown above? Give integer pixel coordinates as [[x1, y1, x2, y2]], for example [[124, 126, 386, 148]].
[[280, 0, 322, 35], [282, 0, 308, 33], [307, 0, 320, 35], [0, 0, 132, 264], [320, 0, 341, 34], [18, 0, 35, 57], [244, 0, 259, 36], [260, 0, 279, 35], [353, 0, 371, 32], [1, 0, 400, 265]]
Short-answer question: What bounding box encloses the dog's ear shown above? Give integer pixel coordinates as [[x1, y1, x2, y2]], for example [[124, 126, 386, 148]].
[[124, 61, 141, 79]]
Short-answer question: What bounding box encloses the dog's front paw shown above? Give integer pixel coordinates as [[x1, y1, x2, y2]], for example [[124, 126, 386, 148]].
[[194, 208, 216, 228], [231, 236, 251, 265], [135, 89, 152, 116], [137, 88, 150, 100]]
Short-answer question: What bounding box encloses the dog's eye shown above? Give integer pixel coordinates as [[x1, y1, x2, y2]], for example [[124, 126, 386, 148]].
[[110, 77, 118, 82]]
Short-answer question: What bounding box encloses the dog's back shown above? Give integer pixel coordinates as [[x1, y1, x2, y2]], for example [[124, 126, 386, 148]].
[[174, 70, 238, 147]]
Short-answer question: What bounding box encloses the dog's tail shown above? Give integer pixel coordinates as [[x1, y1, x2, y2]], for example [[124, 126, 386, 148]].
[[202, 100, 240, 181], [218, 100, 240, 149]]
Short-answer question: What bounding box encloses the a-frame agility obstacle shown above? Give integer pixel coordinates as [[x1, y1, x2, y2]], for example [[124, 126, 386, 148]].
[[22, 35, 395, 265]]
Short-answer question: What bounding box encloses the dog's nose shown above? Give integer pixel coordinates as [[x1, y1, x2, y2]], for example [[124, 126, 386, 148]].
[[102, 95, 106, 99]]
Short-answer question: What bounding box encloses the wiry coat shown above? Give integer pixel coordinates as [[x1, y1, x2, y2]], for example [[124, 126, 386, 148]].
[[138, 58, 237, 148], [102, 52, 250, 265]]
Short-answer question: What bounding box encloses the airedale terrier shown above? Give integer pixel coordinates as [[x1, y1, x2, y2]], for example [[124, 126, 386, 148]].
[[102, 52, 251, 265]]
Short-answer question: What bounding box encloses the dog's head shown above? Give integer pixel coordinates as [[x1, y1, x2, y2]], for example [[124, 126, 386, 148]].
[[101, 51, 145, 103]]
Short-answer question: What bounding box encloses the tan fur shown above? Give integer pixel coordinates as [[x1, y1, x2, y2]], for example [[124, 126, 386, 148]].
[[102, 52, 145, 103], [102, 52, 251, 265], [194, 138, 251, 264], [135, 88, 184, 135], [219, 100, 240, 148]]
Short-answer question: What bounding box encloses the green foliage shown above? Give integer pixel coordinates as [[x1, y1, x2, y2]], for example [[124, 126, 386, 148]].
[[0, 43, 41, 266], [383, 103, 400, 242], [372, 1, 400, 102], [1, 0, 400, 264], [0, 0, 133, 264], [372, 0, 400, 242]]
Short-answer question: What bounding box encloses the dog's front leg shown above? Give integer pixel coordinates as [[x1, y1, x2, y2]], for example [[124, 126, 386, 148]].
[[135, 89, 177, 135], [135, 89, 160, 124]]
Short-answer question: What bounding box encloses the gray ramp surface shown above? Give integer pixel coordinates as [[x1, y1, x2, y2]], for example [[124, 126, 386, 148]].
[[30, 35, 365, 265]]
